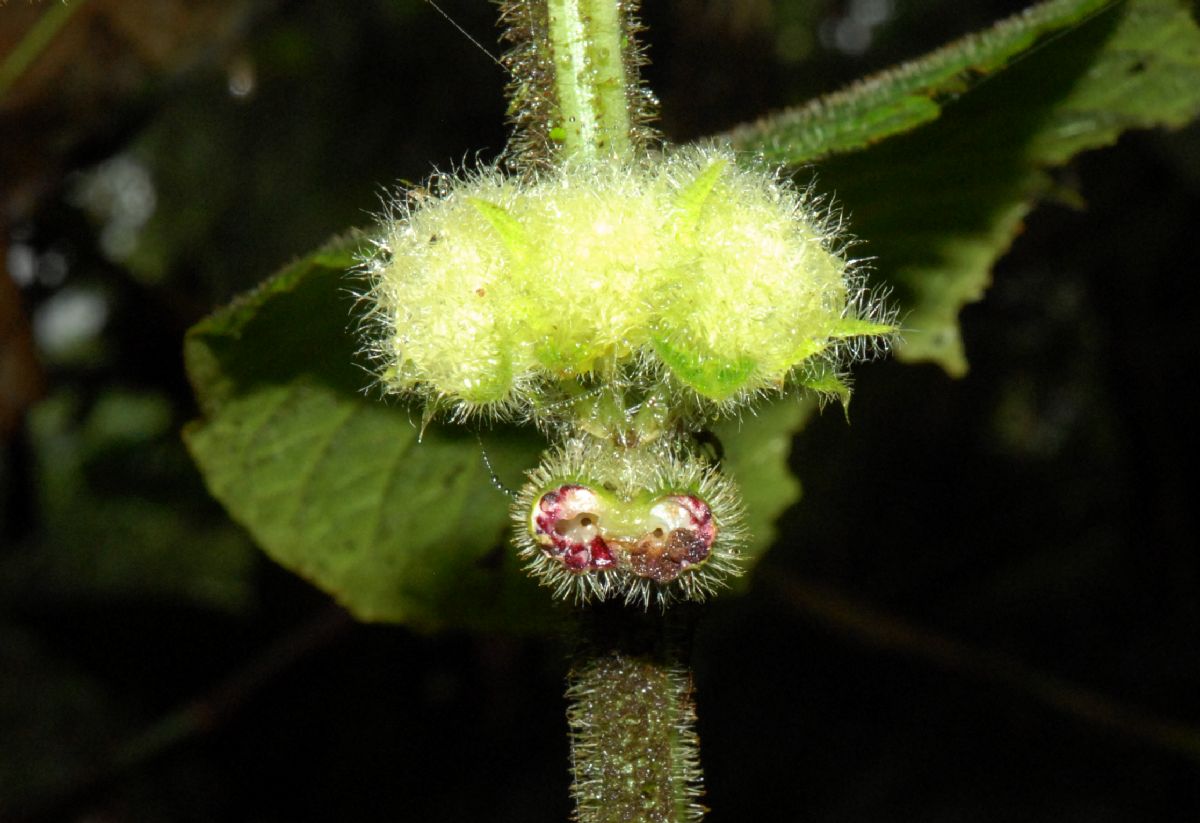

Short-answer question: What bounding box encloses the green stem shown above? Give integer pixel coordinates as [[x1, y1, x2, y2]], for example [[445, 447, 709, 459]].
[[567, 608, 706, 823], [0, 0, 90, 103], [545, 0, 633, 161]]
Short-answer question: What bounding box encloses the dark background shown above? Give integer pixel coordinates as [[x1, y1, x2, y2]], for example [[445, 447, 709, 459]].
[[2, 0, 1198, 820]]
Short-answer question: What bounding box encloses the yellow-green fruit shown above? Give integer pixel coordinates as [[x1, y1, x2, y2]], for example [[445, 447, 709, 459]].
[[365, 144, 888, 420]]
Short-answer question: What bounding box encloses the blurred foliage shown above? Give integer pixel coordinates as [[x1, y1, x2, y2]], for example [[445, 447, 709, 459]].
[[2, 0, 1200, 821], [3, 387, 254, 612]]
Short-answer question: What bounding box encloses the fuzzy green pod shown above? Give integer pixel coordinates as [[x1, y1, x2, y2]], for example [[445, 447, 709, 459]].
[[363, 144, 891, 428]]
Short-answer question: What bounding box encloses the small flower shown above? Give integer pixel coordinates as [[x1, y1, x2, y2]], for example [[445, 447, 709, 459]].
[[510, 435, 744, 608]]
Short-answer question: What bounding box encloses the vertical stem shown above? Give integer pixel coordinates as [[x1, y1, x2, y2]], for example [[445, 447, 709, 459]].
[[545, 0, 633, 161], [0, 0, 90, 102], [567, 608, 706, 823]]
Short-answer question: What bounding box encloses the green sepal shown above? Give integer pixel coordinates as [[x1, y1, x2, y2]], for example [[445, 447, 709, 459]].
[[651, 333, 757, 402], [673, 158, 728, 240], [795, 362, 852, 410], [827, 317, 897, 338], [468, 197, 530, 262]]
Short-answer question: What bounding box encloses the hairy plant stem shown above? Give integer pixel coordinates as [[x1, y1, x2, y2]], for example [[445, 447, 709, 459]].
[[568, 606, 706, 823], [509, 0, 706, 817], [545, 0, 633, 160]]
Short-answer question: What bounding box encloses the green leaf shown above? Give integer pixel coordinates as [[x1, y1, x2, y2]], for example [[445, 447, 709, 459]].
[[712, 396, 814, 572], [184, 234, 558, 631], [723, 0, 1117, 165], [723, 0, 1200, 374]]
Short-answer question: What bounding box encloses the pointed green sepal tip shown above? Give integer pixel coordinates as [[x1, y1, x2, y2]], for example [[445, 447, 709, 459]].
[[797, 365, 851, 411], [673, 158, 729, 239], [468, 197, 530, 262], [651, 333, 757, 403], [828, 317, 897, 339]]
